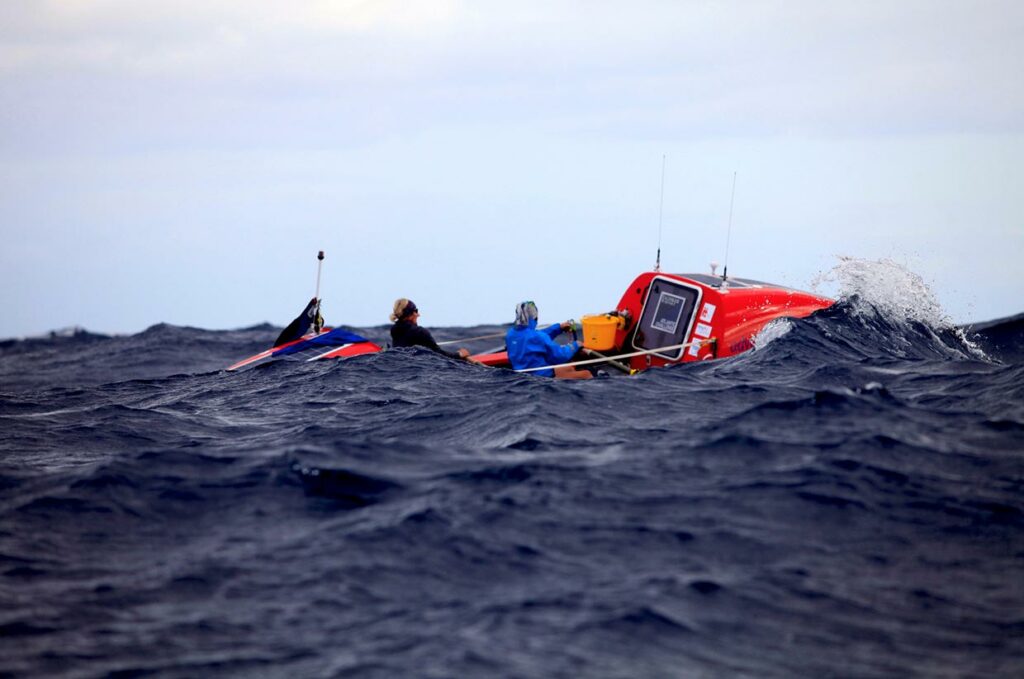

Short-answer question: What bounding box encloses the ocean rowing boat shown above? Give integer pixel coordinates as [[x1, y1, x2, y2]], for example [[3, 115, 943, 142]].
[[227, 266, 832, 375], [472, 270, 833, 373]]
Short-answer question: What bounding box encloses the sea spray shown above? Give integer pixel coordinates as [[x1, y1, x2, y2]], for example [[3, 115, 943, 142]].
[[812, 256, 986, 358], [811, 256, 949, 325]]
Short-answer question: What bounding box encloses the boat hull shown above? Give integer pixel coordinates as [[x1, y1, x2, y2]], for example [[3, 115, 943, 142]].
[[227, 328, 382, 371], [611, 272, 833, 371]]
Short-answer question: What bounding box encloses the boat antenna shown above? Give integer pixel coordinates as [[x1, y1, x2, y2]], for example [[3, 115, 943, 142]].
[[314, 250, 325, 300], [654, 154, 666, 272], [723, 171, 737, 282]]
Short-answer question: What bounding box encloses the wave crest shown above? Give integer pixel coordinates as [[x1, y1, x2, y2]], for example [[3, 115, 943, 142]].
[[812, 256, 950, 327], [811, 257, 986, 359]]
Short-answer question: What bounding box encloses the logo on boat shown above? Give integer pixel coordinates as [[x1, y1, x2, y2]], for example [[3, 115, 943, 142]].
[[729, 338, 753, 353]]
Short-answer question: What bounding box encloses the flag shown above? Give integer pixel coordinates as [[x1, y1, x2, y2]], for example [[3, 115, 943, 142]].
[[274, 297, 323, 347]]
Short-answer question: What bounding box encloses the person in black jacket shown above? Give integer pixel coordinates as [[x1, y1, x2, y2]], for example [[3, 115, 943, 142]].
[[389, 298, 470, 359]]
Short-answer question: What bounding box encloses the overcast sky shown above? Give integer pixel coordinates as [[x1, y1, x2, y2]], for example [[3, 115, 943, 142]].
[[1, 0, 1021, 338]]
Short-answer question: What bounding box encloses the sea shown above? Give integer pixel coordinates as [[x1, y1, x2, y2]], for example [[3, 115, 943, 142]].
[[2, 260, 1022, 678]]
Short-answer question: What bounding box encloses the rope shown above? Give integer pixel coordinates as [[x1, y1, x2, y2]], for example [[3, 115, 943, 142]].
[[514, 338, 715, 373]]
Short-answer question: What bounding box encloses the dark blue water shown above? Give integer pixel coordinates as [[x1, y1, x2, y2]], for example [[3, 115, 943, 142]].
[[2, 301, 1023, 678]]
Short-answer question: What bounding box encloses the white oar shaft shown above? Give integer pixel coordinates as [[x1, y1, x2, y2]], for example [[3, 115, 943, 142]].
[[582, 348, 632, 374], [306, 343, 351, 362], [514, 338, 714, 373], [436, 332, 507, 346], [314, 251, 324, 300]]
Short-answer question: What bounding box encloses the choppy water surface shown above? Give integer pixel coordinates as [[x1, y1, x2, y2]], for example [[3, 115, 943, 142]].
[[2, 263, 1023, 678]]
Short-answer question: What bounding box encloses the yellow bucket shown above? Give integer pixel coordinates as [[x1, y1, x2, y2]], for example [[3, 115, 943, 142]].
[[581, 314, 623, 351]]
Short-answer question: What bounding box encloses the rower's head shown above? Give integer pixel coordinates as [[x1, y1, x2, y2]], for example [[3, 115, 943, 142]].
[[390, 298, 419, 324], [514, 301, 538, 328]]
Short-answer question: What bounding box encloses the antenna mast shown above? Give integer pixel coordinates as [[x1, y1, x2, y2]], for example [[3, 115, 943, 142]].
[[654, 154, 666, 272], [723, 172, 737, 281]]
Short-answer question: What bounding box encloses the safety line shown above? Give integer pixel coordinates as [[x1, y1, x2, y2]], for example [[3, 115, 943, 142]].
[[514, 338, 716, 373]]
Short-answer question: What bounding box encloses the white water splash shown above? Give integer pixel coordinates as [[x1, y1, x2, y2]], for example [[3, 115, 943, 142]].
[[752, 318, 792, 350], [811, 256, 986, 358], [811, 257, 950, 327]]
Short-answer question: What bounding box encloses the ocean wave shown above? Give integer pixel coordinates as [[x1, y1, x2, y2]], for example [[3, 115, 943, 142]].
[[1, 273, 1022, 677]]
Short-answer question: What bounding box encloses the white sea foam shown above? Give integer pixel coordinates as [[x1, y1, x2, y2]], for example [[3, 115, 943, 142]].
[[752, 318, 792, 350]]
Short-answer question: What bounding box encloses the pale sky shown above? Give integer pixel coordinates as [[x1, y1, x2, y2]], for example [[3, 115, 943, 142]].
[[1, 0, 1022, 338]]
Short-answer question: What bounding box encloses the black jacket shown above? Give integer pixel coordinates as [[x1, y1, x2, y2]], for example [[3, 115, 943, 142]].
[[390, 320, 462, 359]]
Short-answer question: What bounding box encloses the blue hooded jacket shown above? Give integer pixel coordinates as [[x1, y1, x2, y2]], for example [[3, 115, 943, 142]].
[[506, 319, 580, 377]]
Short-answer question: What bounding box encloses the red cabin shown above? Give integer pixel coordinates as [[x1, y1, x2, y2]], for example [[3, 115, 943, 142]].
[[606, 272, 833, 372]]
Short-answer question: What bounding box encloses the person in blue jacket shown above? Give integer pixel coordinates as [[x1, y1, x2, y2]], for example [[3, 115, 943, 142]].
[[506, 301, 592, 379]]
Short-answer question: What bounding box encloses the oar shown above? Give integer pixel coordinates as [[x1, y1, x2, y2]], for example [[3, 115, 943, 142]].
[[514, 338, 716, 373], [436, 331, 507, 346], [438, 321, 578, 347], [581, 348, 631, 374]]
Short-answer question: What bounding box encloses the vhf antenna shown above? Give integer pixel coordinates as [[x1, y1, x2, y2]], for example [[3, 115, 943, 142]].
[[722, 171, 737, 284], [654, 154, 666, 272]]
